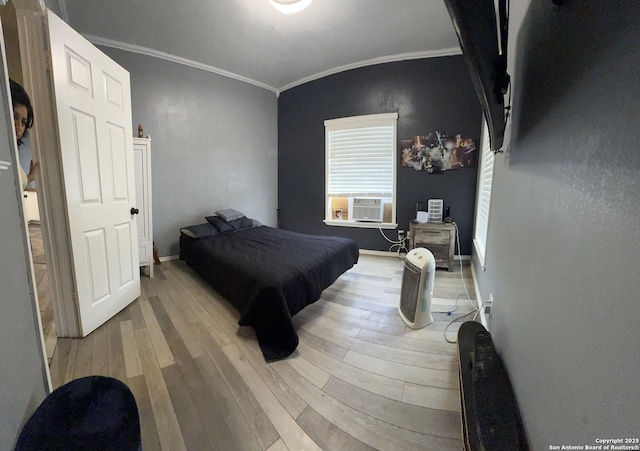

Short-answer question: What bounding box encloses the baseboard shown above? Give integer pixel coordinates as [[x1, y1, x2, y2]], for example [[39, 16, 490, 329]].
[[158, 254, 180, 262], [164, 247, 471, 268], [470, 262, 489, 330], [162, 249, 466, 261], [359, 249, 472, 260], [359, 249, 406, 258]]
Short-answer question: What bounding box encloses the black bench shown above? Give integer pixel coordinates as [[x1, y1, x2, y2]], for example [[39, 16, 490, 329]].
[[457, 321, 529, 450]]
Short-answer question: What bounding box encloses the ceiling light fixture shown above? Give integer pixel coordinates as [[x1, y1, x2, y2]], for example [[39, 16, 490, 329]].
[[269, 0, 312, 15]]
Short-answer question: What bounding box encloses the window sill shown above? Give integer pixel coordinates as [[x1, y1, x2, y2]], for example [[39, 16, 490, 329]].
[[324, 220, 398, 229], [473, 238, 487, 271]]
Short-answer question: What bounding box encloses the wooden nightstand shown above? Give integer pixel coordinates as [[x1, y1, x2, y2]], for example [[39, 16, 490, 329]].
[[409, 222, 456, 271]]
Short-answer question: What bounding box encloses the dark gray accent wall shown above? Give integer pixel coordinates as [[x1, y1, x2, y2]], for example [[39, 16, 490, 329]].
[[278, 57, 481, 253], [472, 1, 640, 447], [99, 48, 278, 257]]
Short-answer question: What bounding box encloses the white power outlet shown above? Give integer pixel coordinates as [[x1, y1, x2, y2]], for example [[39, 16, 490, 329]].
[[485, 293, 494, 315], [480, 293, 494, 329], [398, 229, 405, 241]]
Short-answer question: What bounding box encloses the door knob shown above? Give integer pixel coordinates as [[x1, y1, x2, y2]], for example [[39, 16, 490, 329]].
[[130, 207, 139, 215]]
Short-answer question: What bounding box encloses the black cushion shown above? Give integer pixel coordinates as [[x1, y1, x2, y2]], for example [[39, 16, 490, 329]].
[[206, 215, 234, 233], [180, 222, 219, 239], [16, 376, 141, 451], [206, 215, 254, 233]]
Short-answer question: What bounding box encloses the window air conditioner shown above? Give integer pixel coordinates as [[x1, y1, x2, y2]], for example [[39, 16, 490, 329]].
[[352, 198, 383, 222]]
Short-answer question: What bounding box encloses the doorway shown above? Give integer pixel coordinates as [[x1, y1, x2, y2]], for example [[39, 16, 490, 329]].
[[0, 1, 58, 363], [5, 0, 142, 349]]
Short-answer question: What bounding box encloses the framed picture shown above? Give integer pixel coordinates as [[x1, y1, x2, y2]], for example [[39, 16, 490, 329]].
[[401, 132, 476, 172]]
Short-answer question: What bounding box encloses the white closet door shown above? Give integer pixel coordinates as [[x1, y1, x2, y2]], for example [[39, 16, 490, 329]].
[[133, 137, 153, 277], [47, 10, 140, 336]]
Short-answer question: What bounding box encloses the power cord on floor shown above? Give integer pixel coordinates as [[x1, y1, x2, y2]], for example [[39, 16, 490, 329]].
[[377, 222, 408, 258], [431, 293, 470, 314], [443, 299, 487, 344], [440, 222, 480, 343]]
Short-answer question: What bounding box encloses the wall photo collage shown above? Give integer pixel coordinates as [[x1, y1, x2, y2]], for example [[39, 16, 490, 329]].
[[401, 132, 476, 173]]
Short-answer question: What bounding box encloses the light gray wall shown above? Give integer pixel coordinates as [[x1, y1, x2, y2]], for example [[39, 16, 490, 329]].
[[0, 55, 49, 448], [472, 1, 640, 448], [100, 48, 278, 257], [43, 0, 63, 18]]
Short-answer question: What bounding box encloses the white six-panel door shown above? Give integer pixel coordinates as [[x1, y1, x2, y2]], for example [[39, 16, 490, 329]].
[[47, 10, 140, 336]]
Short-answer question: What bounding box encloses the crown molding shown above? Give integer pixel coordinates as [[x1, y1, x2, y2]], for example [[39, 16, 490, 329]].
[[278, 47, 462, 93], [83, 35, 280, 94], [82, 35, 461, 96]]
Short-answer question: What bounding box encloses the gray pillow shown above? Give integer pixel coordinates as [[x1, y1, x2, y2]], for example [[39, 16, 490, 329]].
[[206, 215, 254, 233], [214, 208, 245, 222]]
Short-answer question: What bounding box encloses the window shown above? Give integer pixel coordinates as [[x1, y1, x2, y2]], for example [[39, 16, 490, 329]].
[[473, 119, 494, 269], [324, 113, 398, 228]]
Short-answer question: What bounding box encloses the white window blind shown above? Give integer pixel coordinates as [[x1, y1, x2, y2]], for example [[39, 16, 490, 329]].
[[327, 127, 393, 196], [473, 119, 494, 268]]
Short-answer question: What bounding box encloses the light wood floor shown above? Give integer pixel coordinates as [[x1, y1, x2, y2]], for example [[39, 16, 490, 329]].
[[32, 226, 479, 450]]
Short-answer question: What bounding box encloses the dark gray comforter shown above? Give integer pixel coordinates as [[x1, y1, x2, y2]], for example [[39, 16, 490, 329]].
[[180, 226, 359, 361]]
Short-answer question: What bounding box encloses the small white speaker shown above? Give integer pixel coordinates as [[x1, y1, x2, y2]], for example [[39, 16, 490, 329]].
[[416, 210, 429, 223], [399, 247, 435, 329]]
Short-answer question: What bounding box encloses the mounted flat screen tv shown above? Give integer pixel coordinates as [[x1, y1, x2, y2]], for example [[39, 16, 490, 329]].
[[444, 0, 510, 151]]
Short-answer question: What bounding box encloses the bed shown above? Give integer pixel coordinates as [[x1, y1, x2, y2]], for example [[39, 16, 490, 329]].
[[179, 212, 359, 361]]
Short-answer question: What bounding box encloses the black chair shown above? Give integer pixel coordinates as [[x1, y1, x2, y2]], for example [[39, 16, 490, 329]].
[[16, 376, 141, 451]]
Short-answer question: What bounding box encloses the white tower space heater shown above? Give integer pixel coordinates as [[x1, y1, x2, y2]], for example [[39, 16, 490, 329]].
[[399, 247, 436, 329]]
